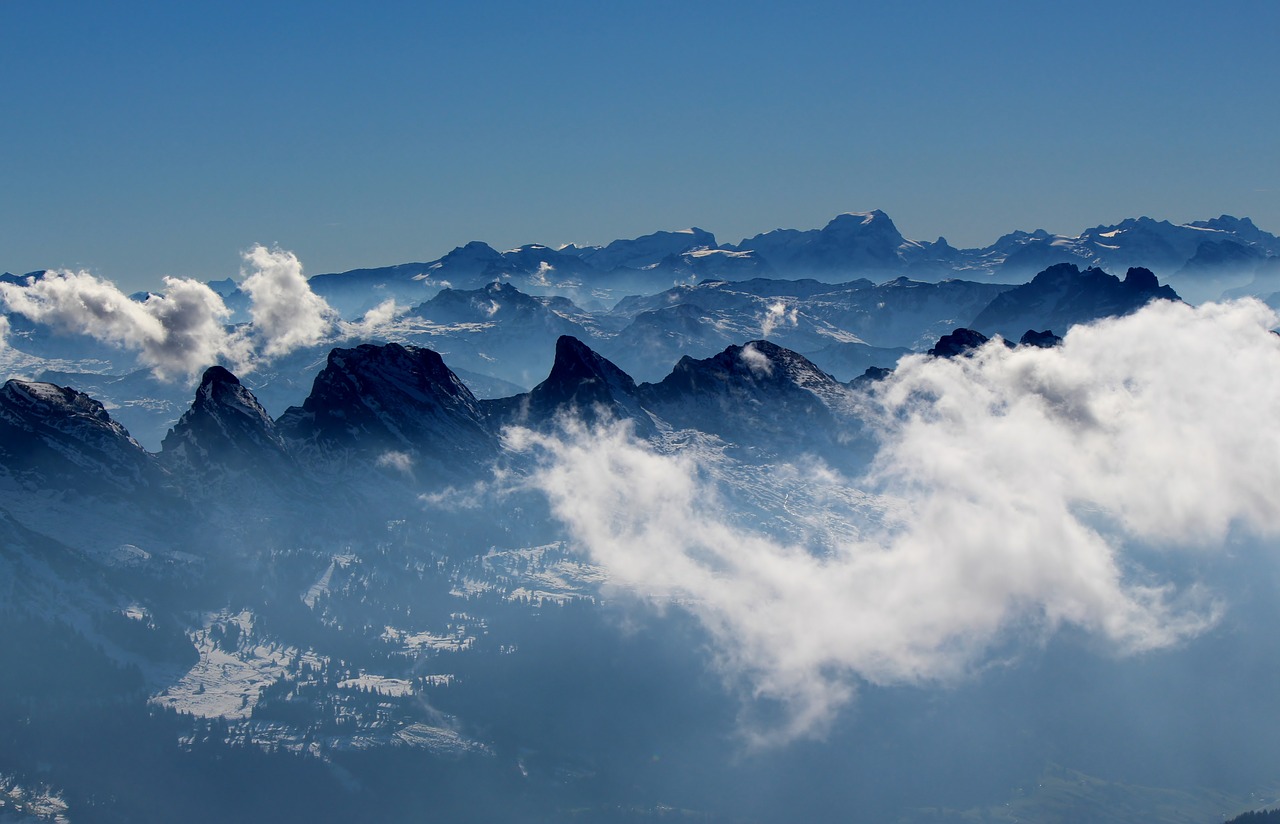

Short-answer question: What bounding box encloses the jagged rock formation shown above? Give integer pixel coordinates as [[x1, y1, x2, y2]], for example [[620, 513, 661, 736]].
[[158, 363, 296, 499], [970, 264, 1179, 340], [639, 340, 850, 452], [484, 335, 653, 434], [160, 366, 292, 480], [928, 328, 995, 358], [277, 342, 496, 467], [1019, 329, 1063, 348], [850, 365, 894, 388]]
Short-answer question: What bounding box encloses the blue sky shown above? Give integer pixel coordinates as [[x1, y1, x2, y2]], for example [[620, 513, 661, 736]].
[[3, 0, 1278, 291]]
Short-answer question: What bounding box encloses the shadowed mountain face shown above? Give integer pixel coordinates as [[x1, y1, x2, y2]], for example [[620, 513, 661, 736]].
[[0, 256, 1214, 454], [576, 227, 718, 271], [731, 210, 938, 276], [927, 328, 996, 358], [160, 366, 291, 478], [0, 336, 867, 504], [639, 340, 852, 455], [0, 378, 161, 496], [1020, 329, 1063, 348], [483, 335, 654, 435], [277, 342, 496, 464], [802, 277, 1013, 349], [970, 264, 1180, 340], [411, 281, 593, 330]]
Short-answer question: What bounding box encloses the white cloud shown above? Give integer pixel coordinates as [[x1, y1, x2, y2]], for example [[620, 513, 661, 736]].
[[418, 478, 500, 511], [0, 246, 377, 381], [340, 299, 406, 338], [532, 261, 555, 286], [145, 276, 251, 377], [739, 342, 773, 377], [359, 299, 404, 329], [510, 299, 1280, 745], [0, 245, 342, 380], [0, 270, 239, 379], [376, 450, 414, 475], [240, 244, 337, 357], [760, 301, 798, 338]]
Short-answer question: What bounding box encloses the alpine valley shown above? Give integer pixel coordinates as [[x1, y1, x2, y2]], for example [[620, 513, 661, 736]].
[[3, 211, 1280, 823]]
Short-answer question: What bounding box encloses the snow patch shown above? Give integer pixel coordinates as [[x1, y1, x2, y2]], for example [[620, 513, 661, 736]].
[[381, 625, 474, 654], [337, 673, 415, 697], [150, 610, 295, 720], [0, 773, 70, 824]]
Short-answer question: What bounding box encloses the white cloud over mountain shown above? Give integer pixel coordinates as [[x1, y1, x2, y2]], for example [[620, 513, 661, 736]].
[[0, 270, 235, 379], [512, 298, 1280, 745], [0, 245, 342, 379]]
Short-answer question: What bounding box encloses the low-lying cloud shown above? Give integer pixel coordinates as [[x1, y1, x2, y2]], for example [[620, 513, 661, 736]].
[[0, 270, 238, 379], [510, 298, 1280, 745], [0, 245, 342, 380]]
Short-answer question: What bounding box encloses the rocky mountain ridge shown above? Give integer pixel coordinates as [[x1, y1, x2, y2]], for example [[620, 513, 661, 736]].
[[0, 260, 1189, 454]]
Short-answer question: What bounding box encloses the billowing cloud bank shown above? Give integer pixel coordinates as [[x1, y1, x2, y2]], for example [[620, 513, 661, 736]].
[[0, 270, 237, 379], [0, 244, 341, 379], [511, 298, 1280, 745]]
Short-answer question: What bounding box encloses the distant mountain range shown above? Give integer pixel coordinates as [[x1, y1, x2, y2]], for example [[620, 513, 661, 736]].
[[293, 210, 1279, 314]]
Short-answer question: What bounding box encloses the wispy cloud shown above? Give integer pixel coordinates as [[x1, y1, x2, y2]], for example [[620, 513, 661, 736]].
[[376, 450, 414, 475], [760, 300, 798, 338]]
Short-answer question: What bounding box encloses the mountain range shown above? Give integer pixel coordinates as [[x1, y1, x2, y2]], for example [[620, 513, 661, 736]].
[[291, 210, 1279, 315], [0, 249, 1198, 453], [0, 334, 867, 503], [5, 216, 1280, 822]]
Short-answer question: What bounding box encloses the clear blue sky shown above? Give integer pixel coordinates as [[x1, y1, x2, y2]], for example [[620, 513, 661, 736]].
[[3, 0, 1278, 291]]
